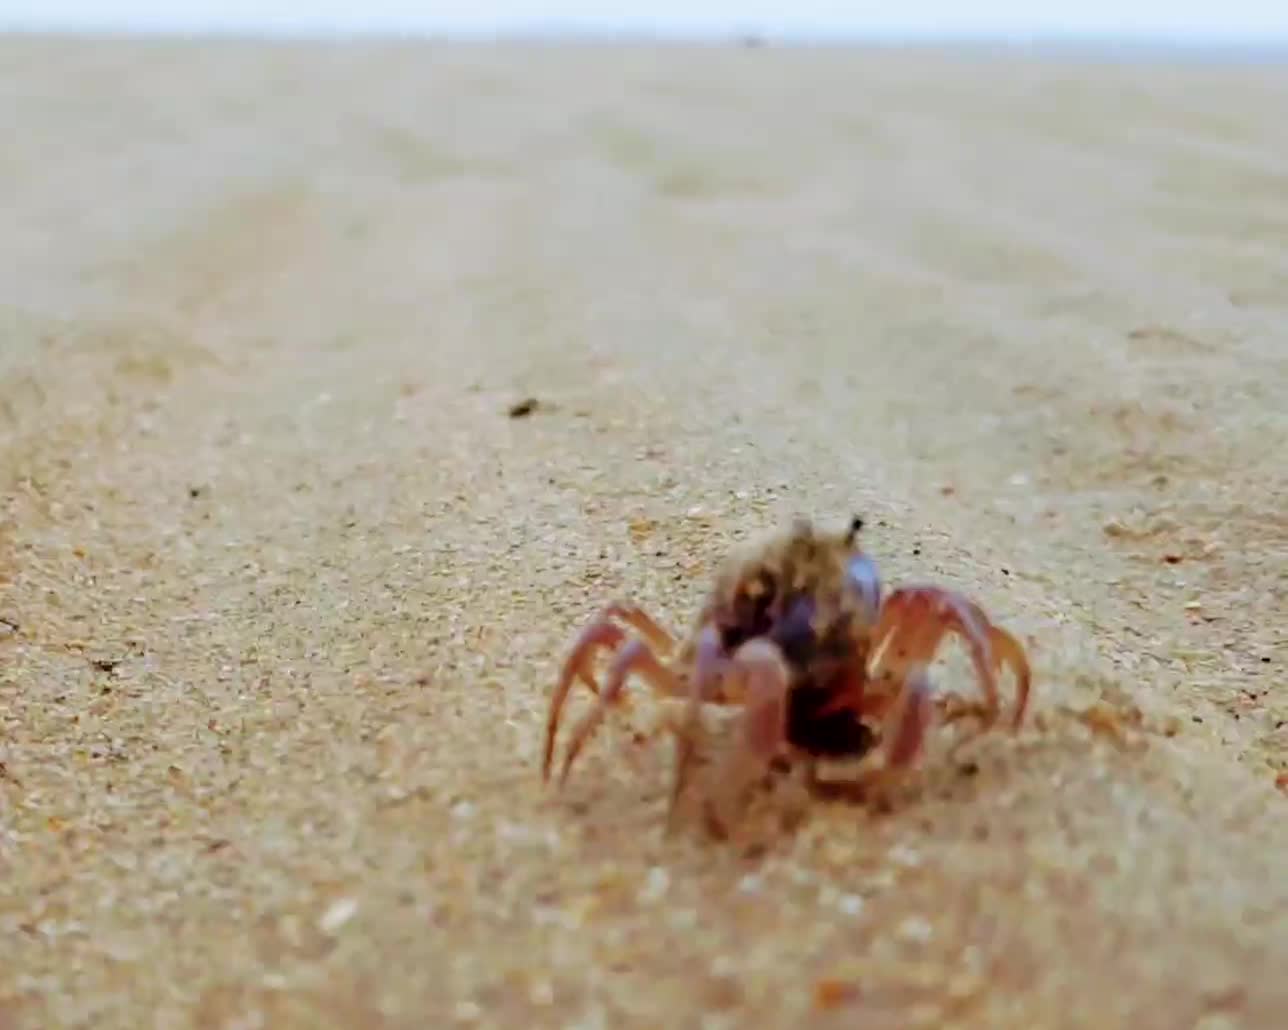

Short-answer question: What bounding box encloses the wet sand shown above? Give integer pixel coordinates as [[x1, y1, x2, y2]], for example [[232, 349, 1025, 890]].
[[2, 35, 1287, 1029]]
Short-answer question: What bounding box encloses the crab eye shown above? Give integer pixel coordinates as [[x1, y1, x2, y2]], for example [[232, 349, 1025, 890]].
[[846, 555, 882, 621]]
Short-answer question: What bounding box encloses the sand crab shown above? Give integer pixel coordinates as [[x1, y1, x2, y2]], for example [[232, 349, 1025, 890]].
[[541, 516, 1031, 833]]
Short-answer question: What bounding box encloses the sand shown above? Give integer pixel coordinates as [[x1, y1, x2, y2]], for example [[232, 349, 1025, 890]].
[[2, 34, 1287, 1030]]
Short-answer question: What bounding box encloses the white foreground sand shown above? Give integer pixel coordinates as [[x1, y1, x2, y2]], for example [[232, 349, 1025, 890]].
[[2, 35, 1287, 1029]]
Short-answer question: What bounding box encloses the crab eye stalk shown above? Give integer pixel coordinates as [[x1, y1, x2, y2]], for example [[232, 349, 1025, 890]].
[[846, 554, 882, 623]]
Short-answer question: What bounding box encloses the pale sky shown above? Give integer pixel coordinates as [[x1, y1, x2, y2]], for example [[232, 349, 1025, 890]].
[[5, 0, 1288, 40]]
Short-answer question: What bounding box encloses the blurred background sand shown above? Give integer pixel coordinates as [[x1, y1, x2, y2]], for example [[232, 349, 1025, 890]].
[[2, 35, 1287, 1029]]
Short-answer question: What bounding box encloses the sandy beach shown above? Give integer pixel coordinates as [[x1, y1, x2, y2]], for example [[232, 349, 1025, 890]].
[[2, 34, 1287, 1029]]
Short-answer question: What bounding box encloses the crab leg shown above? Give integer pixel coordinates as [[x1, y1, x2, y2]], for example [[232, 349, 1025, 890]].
[[668, 624, 727, 826], [927, 624, 1031, 725], [841, 664, 939, 805], [543, 618, 627, 781], [870, 587, 1001, 726], [603, 602, 676, 656], [542, 602, 677, 782], [702, 639, 792, 838], [882, 664, 936, 769], [556, 638, 684, 786], [988, 623, 1032, 728]]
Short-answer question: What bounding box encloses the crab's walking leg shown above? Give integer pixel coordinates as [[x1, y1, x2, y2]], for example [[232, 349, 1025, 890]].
[[872, 588, 1000, 727], [557, 638, 683, 786], [702, 639, 791, 838], [542, 602, 677, 782], [851, 664, 937, 806], [883, 665, 936, 769], [988, 623, 1032, 728], [602, 603, 676, 656], [928, 624, 1032, 740], [543, 619, 627, 781], [668, 624, 726, 827]]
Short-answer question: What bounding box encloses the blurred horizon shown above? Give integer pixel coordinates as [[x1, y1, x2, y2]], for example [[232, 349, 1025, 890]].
[[4, 2, 1288, 47]]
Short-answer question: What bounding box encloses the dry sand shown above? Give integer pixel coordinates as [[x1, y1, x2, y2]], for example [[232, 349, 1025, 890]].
[[2, 34, 1287, 1030]]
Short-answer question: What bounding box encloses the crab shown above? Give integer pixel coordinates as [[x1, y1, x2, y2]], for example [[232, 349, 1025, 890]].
[[541, 516, 1032, 834]]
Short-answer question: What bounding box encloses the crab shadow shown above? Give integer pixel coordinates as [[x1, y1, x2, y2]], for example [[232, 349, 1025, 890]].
[[541, 702, 1157, 857]]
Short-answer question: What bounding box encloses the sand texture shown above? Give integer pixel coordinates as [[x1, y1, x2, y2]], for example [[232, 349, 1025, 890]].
[[2, 35, 1287, 1030]]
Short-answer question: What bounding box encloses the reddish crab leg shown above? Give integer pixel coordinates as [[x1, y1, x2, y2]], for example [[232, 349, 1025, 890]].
[[844, 664, 938, 807], [870, 587, 1003, 726], [543, 618, 627, 781], [599, 602, 676, 656], [542, 602, 677, 782], [557, 638, 683, 785], [882, 665, 936, 769], [988, 623, 1032, 728]]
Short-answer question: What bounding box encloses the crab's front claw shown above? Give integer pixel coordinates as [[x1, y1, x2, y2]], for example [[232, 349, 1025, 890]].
[[697, 638, 792, 838]]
